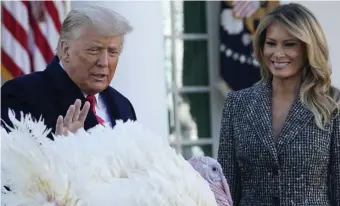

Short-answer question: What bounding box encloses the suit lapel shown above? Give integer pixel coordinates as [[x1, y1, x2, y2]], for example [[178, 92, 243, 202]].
[[44, 56, 98, 131], [245, 79, 278, 163], [276, 94, 313, 153]]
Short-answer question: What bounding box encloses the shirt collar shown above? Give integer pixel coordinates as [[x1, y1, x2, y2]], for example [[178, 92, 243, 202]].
[[83, 93, 100, 105], [59, 61, 100, 105]]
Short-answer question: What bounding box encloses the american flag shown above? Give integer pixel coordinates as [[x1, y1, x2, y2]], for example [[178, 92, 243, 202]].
[[1, 1, 69, 81], [232, 1, 260, 18], [219, 1, 279, 94], [219, 1, 261, 93]]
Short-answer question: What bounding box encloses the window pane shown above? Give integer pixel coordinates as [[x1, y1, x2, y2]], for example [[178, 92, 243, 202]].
[[182, 144, 212, 160], [165, 39, 209, 88], [183, 1, 207, 33], [182, 40, 209, 86], [178, 92, 211, 138]]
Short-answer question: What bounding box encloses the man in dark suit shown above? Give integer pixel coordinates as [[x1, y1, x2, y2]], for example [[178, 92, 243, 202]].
[[1, 6, 136, 138]]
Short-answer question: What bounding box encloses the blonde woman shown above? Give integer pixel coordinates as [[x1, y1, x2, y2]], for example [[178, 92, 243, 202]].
[[218, 3, 340, 206]]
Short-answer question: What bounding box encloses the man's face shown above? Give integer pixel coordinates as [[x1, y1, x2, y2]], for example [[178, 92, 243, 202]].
[[62, 27, 122, 95]]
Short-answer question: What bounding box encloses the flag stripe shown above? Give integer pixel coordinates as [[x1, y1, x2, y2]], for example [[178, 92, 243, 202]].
[[38, 12, 61, 55], [44, 1, 62, 34], [1, 26, 31, 74], [2, 1, 29, 33], [2, 6, 29, 54], [31, 44, 48, 72], [1, 50, 25, 77], [55, 1, 68, 23], [233, 1, 257, 18], [27, 7, 55, 64]]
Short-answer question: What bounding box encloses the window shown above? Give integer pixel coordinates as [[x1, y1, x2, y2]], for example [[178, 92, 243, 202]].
[[163, 1, 221, 159]]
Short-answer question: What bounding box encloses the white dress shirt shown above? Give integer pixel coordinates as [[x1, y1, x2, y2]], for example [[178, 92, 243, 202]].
[[59, 62, 111, 125]]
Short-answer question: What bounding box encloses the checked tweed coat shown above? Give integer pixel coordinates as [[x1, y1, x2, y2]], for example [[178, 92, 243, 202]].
[[217, 79, 340, 206]]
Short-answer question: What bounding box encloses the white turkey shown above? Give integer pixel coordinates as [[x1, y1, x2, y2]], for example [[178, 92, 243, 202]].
[[1, 110, 217, 206]]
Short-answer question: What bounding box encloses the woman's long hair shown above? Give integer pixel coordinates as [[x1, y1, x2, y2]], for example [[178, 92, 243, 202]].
[[253, 3, 340, 129]]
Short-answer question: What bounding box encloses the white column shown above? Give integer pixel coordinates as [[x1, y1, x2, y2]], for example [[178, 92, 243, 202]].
[[71, 1, 168, 137]]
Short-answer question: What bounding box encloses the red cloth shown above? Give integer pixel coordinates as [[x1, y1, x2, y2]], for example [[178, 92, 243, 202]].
[[85, 95, 105, 124]]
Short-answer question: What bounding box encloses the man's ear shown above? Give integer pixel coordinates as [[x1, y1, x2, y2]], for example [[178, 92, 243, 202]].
[[60, 40, 71, 62]]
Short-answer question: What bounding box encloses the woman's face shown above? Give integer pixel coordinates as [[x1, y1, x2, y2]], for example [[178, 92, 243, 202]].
[[263, 22, 306, 80]]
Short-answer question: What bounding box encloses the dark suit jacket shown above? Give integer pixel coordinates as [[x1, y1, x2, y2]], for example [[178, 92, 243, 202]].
[[1, 56, 136, 139], [218, 79, 340, 206]]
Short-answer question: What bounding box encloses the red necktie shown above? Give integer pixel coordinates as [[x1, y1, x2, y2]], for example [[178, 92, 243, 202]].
[[85, 95, 105, 124]]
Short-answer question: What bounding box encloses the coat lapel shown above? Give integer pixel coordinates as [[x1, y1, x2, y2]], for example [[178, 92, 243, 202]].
[[245, 77, 314, 157], [245, 79, 278, 163], [276, 94, 313, 153], [44, 56, 98, 131]]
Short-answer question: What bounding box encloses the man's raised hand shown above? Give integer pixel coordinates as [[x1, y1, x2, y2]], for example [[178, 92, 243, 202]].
[[55, 99, 90, 136]]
